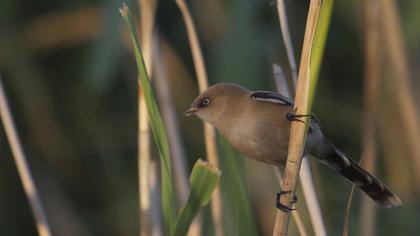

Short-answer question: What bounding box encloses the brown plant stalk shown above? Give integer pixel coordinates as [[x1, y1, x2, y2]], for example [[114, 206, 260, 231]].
[[276, 0, 327, 233], [341, 180, 355, 236], [138, 0, 158, 235], [273, 0, 322, 235], [273, 166, 308, 236], [341, 139, 373, 236], [0, 77, 52, 236], [174, 0, 224, 235], [276, 1, 298, 86], [273, 65, 308, 236], [379, 0, 420, 194], [153, 34, 202, 236], [359, 0, 381, 235]]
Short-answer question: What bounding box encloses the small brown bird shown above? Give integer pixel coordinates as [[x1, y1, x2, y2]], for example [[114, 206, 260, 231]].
[[185, 83, 401, 208]]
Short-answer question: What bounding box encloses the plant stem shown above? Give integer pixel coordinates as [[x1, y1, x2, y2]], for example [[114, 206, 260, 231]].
[[275, 1, 330, 233], [138, 0, 158, 234], [174, 0, 223, 235], [272, 0, 322, 235], [379, 0, 420, 194], [276, 1, 298, 86], [0, 77, 52, 236], [359, 0, 381, 235], [121, 4, 176, 232], [153, 33, 201, 236], [273, 167, 308, 236]]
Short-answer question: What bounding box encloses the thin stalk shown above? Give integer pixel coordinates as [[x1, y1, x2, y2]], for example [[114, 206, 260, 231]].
[[272, 64, 291, 97], [273, 0, 323, 235], [153, 34, 201, 236], [149, 159, 163, 236], [138, 97, 152, 236], [153, 32, 189, 207], [121, 4, 176, 233], [275, 1, 330, 233], [140, 0, 157, 75], [273, 64, 324, 236], [341, 185, 355, 236], [0, 77, 52, 236], [379, 0, 420, 194], [299, 159, 326, 236], [174, 0, 223, 235], [358, 143, 377, 236], [174, 0, 209, 90], [341, 142, 371, 236], [359, 0, 381, 235], [276, 0, 298, 86], [138, 0, 158, 235], [273, 167, 308, 236], [379, 98, 413, 197]]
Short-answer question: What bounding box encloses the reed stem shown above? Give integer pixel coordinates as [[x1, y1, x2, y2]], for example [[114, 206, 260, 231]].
[[0, 77, 52, 236], [174, 1, 223, 235], [273, 0, 322, 234]]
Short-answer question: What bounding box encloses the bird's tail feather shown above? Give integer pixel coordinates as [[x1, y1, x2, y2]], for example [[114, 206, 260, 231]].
[[313, 138, 401, 208]]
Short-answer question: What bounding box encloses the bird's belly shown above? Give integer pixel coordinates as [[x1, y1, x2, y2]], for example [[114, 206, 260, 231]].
[[242, 135, 289, 165], [222, 119, 290, 166]]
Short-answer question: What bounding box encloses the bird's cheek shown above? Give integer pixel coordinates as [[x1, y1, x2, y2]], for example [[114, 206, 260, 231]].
[[196, 112, 211, 124], [195, 111, 205, 120]]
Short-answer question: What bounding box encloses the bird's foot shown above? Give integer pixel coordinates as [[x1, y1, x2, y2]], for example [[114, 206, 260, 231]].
[[286, 108, 310, 123], [275, 190, 298, 212]]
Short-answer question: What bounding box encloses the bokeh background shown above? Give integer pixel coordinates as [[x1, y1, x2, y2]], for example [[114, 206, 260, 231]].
[[0, 0, 419, 235]]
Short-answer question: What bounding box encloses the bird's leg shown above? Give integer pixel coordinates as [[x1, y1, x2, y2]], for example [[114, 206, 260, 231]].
[[286, 107, 310, 123], [275, 190, 298, 212]]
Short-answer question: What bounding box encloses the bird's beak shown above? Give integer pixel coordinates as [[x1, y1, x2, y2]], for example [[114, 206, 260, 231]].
[[184, 107, 197, 117]]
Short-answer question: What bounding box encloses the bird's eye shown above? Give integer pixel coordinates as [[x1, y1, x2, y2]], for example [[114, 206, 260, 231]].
[[201, 98, 210, 107]]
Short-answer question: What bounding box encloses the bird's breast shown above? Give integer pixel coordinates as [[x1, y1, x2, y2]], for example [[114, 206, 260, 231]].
[[218, 105, 291, 166]]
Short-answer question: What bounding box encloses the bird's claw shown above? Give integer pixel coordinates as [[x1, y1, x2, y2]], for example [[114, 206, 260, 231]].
[[286, 108, 310, 123], [275, 191, 298, 212]]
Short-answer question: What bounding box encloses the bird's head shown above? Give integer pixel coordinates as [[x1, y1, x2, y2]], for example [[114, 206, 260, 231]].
[[184, 83, 250, 126]]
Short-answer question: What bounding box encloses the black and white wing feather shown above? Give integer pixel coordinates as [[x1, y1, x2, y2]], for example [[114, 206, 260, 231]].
[[250, 91, 293, 106], [250, 90, 321, 127]]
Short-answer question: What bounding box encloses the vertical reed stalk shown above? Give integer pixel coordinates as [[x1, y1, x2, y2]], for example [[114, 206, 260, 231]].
[[174, 0, 223, 235], [273, 64, 321, 236], [0, 77, 52, 236], [276, 1, 298, 86], [121, 4, 176, 233], [273, 167, 308, 236], [149, 159, 163, 236], [153, 34, 189, 207], [153, 34, 201, 236], [379, 0, 420, 193], [138, 99, 152, 236], [271, 63, 305, 234], [275, 0, 329, 233], [138, 0, 158, 235], [299, 159, 326, 236], [140, 0, 157, 74], [273, 0, 322, 235], [341, 142, 371, 236], [359, 0, 381, 235], [341, 185, 355, 236], [272, 64, 291, 97]]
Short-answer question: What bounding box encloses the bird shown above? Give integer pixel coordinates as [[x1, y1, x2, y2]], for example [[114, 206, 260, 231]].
[[184, 83, 401, 209]]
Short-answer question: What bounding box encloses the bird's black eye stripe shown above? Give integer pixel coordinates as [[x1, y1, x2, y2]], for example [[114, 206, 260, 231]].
[[199, 98, 210, 107]]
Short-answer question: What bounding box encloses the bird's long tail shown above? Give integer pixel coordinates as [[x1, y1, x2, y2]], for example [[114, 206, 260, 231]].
[[312, 137, 402, 208]]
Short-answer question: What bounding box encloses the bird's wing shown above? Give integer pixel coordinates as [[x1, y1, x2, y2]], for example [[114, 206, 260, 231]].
[[250, 90, 321, 126], [249, 91, 294, 106]]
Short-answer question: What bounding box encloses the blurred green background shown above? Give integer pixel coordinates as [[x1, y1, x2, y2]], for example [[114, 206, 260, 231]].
[[0, 0, 419, 235]]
